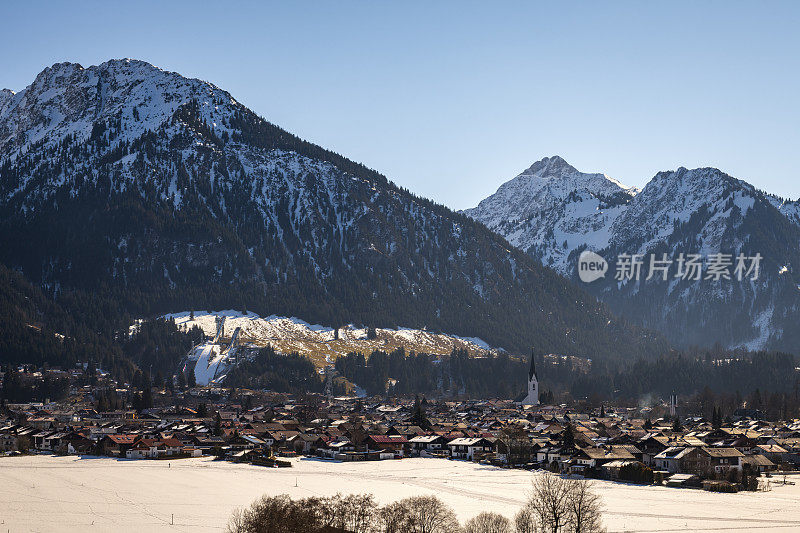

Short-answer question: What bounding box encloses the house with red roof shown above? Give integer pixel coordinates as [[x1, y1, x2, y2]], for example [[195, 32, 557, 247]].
[[99, 434, 138, 456], [366, 434, 408, 456]]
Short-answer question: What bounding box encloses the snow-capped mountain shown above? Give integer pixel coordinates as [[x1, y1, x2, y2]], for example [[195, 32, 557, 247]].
[[0, 60, 666, 362], [464, 156, 638, 272], [466, 158, 800, 351]]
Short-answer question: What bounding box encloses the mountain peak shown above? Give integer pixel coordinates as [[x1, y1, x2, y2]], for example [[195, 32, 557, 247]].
[[521, 155, 577, 176], [517, 156, 636, 194], [0, 88, 14, 110], [95, 58, 174, 77], [648, 166, 754, 197], [33, 58, 159, 80], [32, 61, 84, 84], [1, 58, 238, 160]]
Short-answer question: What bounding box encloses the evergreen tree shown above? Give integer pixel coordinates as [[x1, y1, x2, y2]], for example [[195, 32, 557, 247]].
[[86, 360, 98, 386], [561, 422, 575, 450], [142, 385, 153, 410], [214, 412, 222, 436], [410, 394, 428, 428], [751, 388, 764, 411]]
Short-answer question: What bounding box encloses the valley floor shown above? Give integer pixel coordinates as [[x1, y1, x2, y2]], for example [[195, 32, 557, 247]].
[[1, 455, 799, 532]]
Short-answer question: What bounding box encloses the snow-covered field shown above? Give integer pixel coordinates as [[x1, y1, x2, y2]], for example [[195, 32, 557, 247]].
[[2, 456, 800, 533], [164, 310, 498, 367]]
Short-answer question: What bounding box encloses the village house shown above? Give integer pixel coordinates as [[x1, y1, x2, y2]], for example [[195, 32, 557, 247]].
[[366, 434, 408, 457], [287, 433, 324, 454], [653, 446, 700, 474], [98, 434, 137, 456], [0, 433, 18, 451], [126, 439, 158, 459], [43, 431, 69, 451], [61, 431, 94, 454], [537, 446, 561, 466], [573, 446, 636, 469], [754, 444, 788, 464], [319, 438, 354, 458], [229, 434, 268, 451], [696, 447, 744, 474], [601, 459, 645, 480], [408, 435, 448, 456], [447, 437, 494, 461], [740, 454, 777, 473]]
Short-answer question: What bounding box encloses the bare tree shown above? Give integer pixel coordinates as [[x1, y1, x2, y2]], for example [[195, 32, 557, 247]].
[[338, 493, 379, 533], [522, 476, 605, 533], [565, 480, 604, 533], [464, 511, 511, 533], [379, 495, 461, 533], [379, 499, 412, 533], [227, 494, 319, 533], [302, 495, 340, 530], [513, 504, 540, 533], [527, 475, 572, 533], [281, 493, 378, 533], [227, 507, 246, 533]]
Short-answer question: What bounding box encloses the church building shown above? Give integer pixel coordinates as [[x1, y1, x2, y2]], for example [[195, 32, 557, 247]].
[[519, 351, 539, 405]]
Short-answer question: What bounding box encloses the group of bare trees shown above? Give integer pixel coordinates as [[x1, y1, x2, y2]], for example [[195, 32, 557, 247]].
[[227, 475, 604, 533], [515, 475, 604, 533], [227, 493, 382, 533], [379, 495, 461, 533], [227, 493, 460, 533]]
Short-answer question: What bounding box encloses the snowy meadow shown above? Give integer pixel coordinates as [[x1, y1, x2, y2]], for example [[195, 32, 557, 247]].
[[1, 455, 799, 532]]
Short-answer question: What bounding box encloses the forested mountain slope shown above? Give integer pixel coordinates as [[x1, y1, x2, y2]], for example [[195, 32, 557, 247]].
[[0, 60, 665, 365]]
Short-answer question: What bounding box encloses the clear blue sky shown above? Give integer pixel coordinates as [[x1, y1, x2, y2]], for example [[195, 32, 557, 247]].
[[2, 1, 798, 209]]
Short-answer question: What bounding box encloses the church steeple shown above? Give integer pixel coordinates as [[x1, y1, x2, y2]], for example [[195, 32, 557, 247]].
[[528, 350, 537, 381], [519, 349, 539, 406]]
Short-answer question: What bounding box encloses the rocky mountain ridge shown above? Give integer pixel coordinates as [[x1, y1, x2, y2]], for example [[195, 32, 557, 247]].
[[465, 157, 800, 351]]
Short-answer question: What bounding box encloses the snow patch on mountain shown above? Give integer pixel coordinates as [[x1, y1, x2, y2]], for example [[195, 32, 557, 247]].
[[163, 310, 500, 368]]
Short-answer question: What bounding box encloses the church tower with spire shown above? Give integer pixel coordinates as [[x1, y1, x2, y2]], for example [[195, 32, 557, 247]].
[[520, 351, 539, 405]]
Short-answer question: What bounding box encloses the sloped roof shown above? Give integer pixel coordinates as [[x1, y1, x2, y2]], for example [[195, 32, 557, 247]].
[[409, 435, 445, 443], [368, 434, 408, 444], [447, 437, 490, 446], [741, 454, 775, 467], [105, 434, 137, 445]]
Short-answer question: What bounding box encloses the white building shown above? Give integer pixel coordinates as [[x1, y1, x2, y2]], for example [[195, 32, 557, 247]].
[[447, 437, 494, 461]]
